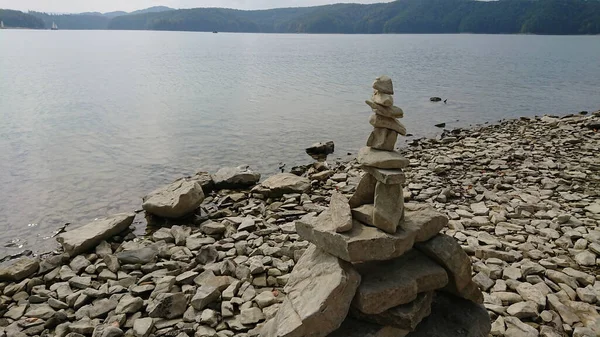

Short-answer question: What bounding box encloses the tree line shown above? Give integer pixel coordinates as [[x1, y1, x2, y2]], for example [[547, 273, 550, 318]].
[[2, 0, 600, 34]]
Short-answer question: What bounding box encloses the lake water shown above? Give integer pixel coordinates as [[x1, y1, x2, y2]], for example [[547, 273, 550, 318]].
[[1, 30, 599, 257]]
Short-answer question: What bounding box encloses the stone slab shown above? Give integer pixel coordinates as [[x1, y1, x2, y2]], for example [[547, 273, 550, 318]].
[[363, 166, 405, 185], [352, 292, 433, 330], [373, 182, 404, 234], [330, 191, 353, 233], [57, 213, 135, 256], [365, 100, 404, 119], [348, 173, 376, 209], [297, 206, 448, 263], [260, 244, 360, 337], [353, 249, 448, 314], [252, 173, 310, 198], [357, 147, 409, 170], [369, 114, 407, 136]]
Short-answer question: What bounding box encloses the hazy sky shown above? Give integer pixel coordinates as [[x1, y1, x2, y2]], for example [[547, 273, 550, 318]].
[[0, 0, 392, 13]]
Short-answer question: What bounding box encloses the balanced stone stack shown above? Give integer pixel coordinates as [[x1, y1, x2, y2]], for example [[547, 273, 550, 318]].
[[260, 76, 490, 337]]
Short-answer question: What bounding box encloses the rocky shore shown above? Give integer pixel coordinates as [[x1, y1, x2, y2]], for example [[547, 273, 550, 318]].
[[0, 109, 598, 337]]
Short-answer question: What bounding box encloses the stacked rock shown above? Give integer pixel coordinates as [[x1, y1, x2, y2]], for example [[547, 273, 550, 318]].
[[260, 76, 490, 337]]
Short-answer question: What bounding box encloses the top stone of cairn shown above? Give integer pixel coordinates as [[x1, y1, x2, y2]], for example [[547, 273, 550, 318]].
[[373, 75, 394, 95]]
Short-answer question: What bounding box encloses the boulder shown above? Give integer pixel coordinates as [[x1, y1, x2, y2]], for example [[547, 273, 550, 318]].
[[373, 75, 394, 95], [351, 292, 433, 330], [369, 114, 407, 136], [306, 141, 335, 157], [330, 191, 353, 233], [357, 147, 409, 169], [57, 213, 135, 256], [252, 173, 310, 198], [260, 244, 360, 337], [296, 205, 448, 263], [142, 179, 204, 218], [365, 100, 404, 119], [367, 128, 398, 151], [0, 257, 39, 282], [353, 249, 448, 314], [212, 165, 261, 190]]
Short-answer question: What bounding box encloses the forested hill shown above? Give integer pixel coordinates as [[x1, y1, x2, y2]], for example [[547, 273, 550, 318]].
[[3, 0, 600, 34], [0, 9, 45, 28], [107, 0, 600, 34]]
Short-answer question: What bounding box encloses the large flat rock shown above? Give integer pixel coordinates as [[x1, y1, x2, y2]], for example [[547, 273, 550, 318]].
[[328, 293, 490, 337], [0, 258, 39, 282], [352, 292, 433, 331], [252, 173, 310, 198], [57, 213, 135, 256], [353, 249, 448, 315], [296, 205, 447, 263], [260, 244, 361, 337]]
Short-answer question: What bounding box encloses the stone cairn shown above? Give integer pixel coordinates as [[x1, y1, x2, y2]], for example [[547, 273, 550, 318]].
[[260, 76, 491, 337]]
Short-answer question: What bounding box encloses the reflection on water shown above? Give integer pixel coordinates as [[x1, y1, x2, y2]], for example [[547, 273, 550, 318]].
[[0, 31, 599, 257]]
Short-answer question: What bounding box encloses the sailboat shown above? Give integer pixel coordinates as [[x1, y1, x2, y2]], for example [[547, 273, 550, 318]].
[[51, 22, 58, 30], [1, 21, 5, 29]]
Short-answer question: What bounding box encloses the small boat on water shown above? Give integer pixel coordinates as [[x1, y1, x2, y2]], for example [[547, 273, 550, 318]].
[[51, 22, 58, 30], [1, 21, 5, 29], [213, 31, 218, 33]]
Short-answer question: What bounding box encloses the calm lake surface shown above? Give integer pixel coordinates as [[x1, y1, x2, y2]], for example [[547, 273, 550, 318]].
[[1, 31, 599, 257]]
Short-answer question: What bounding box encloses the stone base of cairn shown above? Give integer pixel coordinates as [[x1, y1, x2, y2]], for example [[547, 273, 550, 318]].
[[260, 76, 491, 337]]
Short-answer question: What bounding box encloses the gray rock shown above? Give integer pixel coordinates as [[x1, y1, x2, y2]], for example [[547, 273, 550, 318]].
[[373, 75, 394, 95], [56, 213, 135, 256], [365, 100, 404, 119], [147, 293, 187, 319], [261, 244, 360, 337], [506, 301, 538, 319], [373, 182, 404, 234], [92, 325, 124, 337], [357, 147, 409, 169], [353, 249, 448, 314], [367, 128, 398, 151], [212, 166, 261, 190], [133, 317, 154, 337], [239, 307, 265, 325], [296, 205, 447, 263], [504, 317, 538, 337], [252, 173, 311, 198], [348, 173, 376, 209], [88, 298, 118, 318], [191, 285, 220, 311], [372, 91, 394, 107], [362, 166, 405, 185], [306, 141, 335, 157], [369, 114, 407, 136], [115, 294, 143, 314], [117, 246, 158, 264], [142, 178, 204, 218], [0, 257, 39, 282]]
